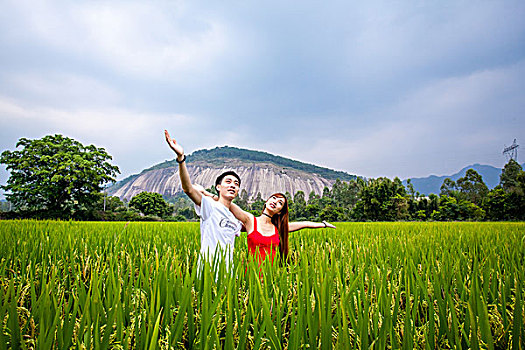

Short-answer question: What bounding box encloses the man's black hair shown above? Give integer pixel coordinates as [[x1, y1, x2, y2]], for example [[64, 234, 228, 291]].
[[215, 171, 241, 188]]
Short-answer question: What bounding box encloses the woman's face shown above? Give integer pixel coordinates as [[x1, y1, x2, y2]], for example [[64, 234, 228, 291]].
[[265, 195, 286, 215]]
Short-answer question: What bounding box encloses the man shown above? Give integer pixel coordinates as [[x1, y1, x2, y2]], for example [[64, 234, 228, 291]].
[[164, 130, 242, 264]]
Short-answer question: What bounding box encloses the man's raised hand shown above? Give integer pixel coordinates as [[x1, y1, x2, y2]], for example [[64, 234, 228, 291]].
[[164, 130, 184, 159]]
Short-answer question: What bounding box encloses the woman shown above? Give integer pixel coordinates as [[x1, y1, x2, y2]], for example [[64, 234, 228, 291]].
[[198, 187, 335, 265]]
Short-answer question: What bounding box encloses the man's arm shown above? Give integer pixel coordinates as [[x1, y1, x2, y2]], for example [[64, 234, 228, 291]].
[[165, 130, 202, 206], [288, 221, 336, 232]]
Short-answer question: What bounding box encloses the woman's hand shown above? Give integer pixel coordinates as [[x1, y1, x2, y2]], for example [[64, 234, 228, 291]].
[[322, 221, 336, 229], [193, 184, 206, 193], [193, 184, 217, 199], [164, 130, 184, 159]]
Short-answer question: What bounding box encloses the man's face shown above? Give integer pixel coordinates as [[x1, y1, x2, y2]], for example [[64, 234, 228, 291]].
[[217, 175, 240, 200]]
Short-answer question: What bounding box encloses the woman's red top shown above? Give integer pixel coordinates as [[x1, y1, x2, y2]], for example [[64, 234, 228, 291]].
[[247, 217, 280, 265]]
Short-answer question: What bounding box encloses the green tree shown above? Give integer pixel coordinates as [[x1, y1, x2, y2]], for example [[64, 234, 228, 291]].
[[500, 159, 524, 195], [414, 194, 439, 221], [294, 191, 307, 219], [415, 209, 427, 220], [432, 195, 485, 221], [306, 191, 323, 219], [432, 195, 459, 221], [0, 134, 119, 218], [308, 191, 320, 206], [284, 191, 295, 219], [505, 190, 525, 220], [354, 177, 408, 221], [331, 178, 361, 209], [456, 169, 488, 205], [251, 192, 265, 212], [305, 203, 321, 220], [347, 179, 363, 208], [129, 192, 172, 218], [406, 179, 416, 199], [320, 204, 344, 222], [457, 200, 485, 221], [234, 189, 250, 211], [391, 193, 409, 220], [440, 178, 458, 198], [95, 194, 125, 212], [170, 196, 196, 221], [331, 179, 344, 204], [517, 171, 525, 195], [178, 207, 196, 220], [484, 187, 507, 220], [483, 161, 525, 221]]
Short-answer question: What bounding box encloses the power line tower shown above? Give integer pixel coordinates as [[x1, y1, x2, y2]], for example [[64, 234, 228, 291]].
[[503, 139, 519, 162]]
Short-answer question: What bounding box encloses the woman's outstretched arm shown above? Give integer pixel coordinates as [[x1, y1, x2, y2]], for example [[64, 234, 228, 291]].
[[192, 184, 253, 229], [288, 221, 336, 233]]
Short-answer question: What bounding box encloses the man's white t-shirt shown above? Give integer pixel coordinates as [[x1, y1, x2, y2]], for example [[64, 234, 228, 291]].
[[194, 196, 242, 263]]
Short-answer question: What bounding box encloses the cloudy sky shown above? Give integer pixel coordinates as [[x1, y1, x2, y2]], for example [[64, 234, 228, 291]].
[[1, 0, 524, 189]]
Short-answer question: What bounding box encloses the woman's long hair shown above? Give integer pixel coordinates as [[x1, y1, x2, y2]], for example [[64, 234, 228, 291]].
[[265, 193, 289, 261]]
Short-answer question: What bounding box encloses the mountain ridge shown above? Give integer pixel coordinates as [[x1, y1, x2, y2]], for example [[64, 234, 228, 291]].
[[151, 146, 354, 180], [402, 162, 525, 195], [109, 146, 357, 201]]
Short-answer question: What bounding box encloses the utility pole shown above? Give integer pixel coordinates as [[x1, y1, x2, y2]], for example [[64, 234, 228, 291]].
[[503, 139, 519, 162]]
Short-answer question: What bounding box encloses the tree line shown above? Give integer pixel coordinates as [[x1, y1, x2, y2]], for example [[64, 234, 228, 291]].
[[1, 134, 524, 221], [231, 158, 524, 222]]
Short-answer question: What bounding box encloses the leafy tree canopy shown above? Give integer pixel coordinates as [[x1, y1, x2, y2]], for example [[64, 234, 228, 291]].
[[0, 134, 119, 217], [440, 178, 458, 197], [456, 169, 488, 205], [129, 192, 172, 218], [500, 159, 524, 194], [356, 177, 407, 221]]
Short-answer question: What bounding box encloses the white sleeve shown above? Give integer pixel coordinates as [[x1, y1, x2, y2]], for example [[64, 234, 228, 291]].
[[235, 219, 243, 236], [194, 196, 212, 221]]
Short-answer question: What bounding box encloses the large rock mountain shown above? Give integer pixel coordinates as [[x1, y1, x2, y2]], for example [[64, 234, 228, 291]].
[[109, 146, 356, 201]]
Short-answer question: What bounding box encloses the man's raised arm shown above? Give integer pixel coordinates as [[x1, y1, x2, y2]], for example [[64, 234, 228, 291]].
[[164, 130, 202, 206]]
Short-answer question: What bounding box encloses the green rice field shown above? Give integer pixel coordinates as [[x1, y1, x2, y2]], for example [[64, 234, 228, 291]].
[[0, 220, 524, 349]]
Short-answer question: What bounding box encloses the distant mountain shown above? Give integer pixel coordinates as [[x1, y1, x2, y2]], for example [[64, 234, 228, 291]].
[[403, 163, 525, 195], [109, 146, 357, 201]]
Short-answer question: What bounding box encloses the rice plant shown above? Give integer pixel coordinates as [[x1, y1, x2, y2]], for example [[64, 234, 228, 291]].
[[0, 220, 524, 348]]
